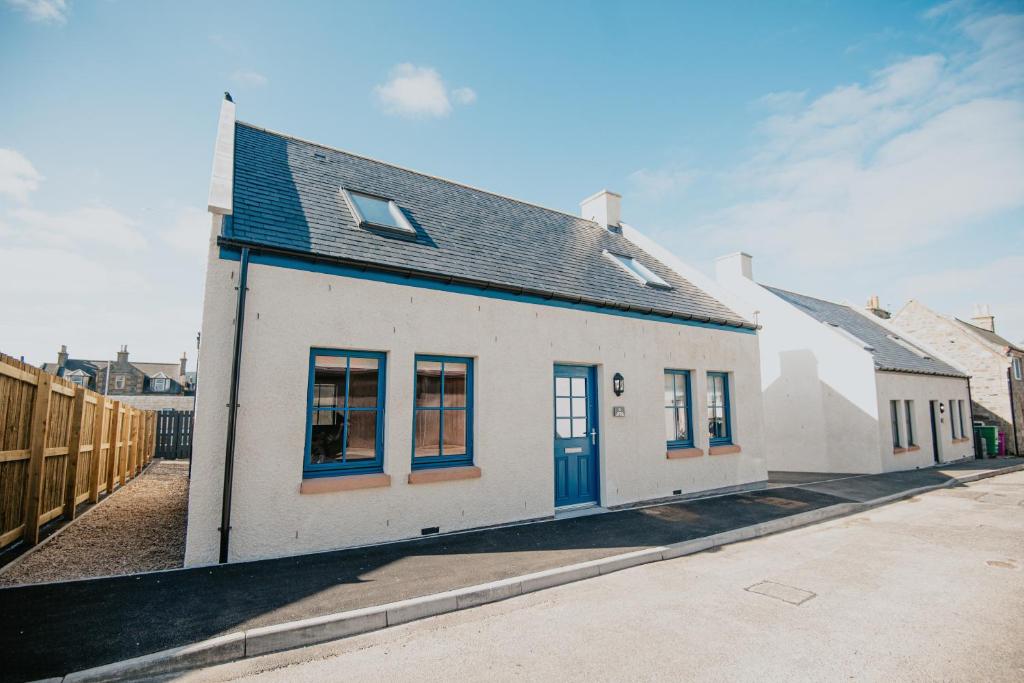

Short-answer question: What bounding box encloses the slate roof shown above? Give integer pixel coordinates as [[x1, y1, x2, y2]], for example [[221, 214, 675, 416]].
[[224, 122, 753, 329], [953, 319, 1024, 354], [764, 286, 967, 378]]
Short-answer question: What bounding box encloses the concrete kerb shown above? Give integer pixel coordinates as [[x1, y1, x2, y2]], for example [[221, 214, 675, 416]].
[[54, 464, 1024, 682]]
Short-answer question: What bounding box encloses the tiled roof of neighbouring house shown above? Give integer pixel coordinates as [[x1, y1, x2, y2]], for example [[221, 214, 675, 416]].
[[223, 122, 754, 329], [765, 286, 967, 378], [953, 319, 1024, 354]]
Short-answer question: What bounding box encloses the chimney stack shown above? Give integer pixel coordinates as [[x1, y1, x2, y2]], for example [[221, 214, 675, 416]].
[[580, 190, 621, 229], [57, 344, 68, 368], [866, 295, 890, 319], [116, 345, 129, 366], [971, 304, 995, 332], [180, 352, 188, 378], [715, 252, 754, 281]]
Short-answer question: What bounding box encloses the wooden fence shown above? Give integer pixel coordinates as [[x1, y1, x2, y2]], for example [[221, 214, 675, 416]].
[[0, 353, 157, 550]]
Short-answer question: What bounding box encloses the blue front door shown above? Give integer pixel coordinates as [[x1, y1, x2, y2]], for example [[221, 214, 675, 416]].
[[553, 364, 599, 507]]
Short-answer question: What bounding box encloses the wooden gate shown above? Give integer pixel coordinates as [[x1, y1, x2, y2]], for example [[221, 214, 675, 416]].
[[155, 410, 193, 459]]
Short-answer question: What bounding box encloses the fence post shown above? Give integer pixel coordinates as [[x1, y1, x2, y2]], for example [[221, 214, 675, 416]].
[[62, 387, 87, 520], [22, 372, 53, 546], [129, 409, 140, 476], [106, 400, 122, 494], [88, 398, 105, 503]]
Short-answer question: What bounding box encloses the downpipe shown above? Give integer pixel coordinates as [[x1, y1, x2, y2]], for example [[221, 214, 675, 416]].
[[220, 247, 250, 563]]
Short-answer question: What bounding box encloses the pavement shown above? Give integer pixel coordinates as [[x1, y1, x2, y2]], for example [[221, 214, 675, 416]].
[[1, 457, 1021, 682], [182, 468, 1024, 682]]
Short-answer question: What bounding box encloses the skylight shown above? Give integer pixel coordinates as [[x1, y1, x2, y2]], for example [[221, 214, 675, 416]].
[[342, 189, 416, 236], [603, 250, 671, 289]]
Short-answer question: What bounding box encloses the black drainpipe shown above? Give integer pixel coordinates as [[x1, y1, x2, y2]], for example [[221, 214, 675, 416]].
[[219, 246, 250, 563]]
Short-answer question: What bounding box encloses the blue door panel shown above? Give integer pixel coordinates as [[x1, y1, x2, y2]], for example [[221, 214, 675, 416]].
[[553, 364, 599, 507]]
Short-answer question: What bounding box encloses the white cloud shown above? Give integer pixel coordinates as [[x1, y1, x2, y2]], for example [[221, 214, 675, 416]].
[[628, 167, 697, 199], [231, 70, 268, 88], [6, 0, 67, 23], [7, 204, 146, 250], [452, 87, 477, 105], [0, 149, 43, 202], [161, 206, 210, 257], [373, 64, 476, 118], [697, 11, 1024, 267]]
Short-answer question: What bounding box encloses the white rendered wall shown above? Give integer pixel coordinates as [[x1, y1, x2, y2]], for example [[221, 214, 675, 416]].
[[185, 251, 768, 565], [874, 371, 974, 472], [714, 268, 883, 474]]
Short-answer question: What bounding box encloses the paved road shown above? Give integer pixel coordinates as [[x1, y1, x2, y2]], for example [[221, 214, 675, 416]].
[[180, 470, 1024, 683]]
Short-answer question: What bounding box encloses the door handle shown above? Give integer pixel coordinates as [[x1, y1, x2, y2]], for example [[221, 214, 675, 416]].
[[590, 428, 597, 445]]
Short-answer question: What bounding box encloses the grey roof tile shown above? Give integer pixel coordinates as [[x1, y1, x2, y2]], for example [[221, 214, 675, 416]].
[[226, 122, 752, 329], [765, 286, 967, 378]]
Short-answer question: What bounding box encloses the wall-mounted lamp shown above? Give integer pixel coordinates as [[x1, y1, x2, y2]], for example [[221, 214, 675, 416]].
[[612, 372, 624, 396]]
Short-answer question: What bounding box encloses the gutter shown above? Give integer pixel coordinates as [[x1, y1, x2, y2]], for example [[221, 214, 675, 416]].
[[216, 236, 758, 332], [1009, 366, 1020, 456], [219, 246, 250, 563]]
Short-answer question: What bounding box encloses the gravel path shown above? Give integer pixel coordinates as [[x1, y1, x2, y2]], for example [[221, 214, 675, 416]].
[[0, 459, 189, 586]]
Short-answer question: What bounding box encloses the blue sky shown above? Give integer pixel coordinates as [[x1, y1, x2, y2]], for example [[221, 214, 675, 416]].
[[2, 0, 1022, 366]]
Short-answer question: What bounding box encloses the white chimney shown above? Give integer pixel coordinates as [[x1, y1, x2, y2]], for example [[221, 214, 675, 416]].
[[715, 252, 754, 281], [580, 190, 621, 228], [971, 304, 995, 332]]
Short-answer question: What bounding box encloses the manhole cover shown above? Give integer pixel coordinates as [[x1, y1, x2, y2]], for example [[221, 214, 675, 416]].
[[745, 580, 817, 605]]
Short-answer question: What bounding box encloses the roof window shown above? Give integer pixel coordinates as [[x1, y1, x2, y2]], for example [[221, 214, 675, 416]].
[[341, 189, 415, 237], [603, 250, 671, 289]]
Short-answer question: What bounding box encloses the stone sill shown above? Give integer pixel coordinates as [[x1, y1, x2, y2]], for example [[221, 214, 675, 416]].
[[666, 447, 703, 459], [300, 473, 391, 494], [709, 444, 742, 456], [952, 438, 971, 444], [893, 446, 921, 454], [408, 465, 481, 485]]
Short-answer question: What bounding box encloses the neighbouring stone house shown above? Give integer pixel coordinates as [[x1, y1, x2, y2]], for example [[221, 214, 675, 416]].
[[185, 95, 768, 565], [715, 253, 973, 474], [43, 345, 196, 411], [890, 301, 1023, 455]]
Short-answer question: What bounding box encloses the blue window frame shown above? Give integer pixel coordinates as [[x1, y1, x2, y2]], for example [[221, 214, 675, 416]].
[[304, 349, 386, 477], [412, 355, 473, 469], [664, 370, 693, 449], [891, 400, 902, 448], [707, 372, 732, 446]]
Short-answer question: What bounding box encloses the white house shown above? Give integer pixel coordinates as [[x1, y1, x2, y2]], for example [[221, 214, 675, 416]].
[[184, 96, 768, 565], [715, 252, 973, 475]]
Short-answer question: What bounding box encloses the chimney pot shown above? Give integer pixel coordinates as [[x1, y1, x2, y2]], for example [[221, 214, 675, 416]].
[[580, 190, 622, 229]]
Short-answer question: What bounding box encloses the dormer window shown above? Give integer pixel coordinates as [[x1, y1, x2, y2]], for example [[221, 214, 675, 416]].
[[341, 189, 416, 237], [152, 377, 170, 392], [603, 250, 671, 289]]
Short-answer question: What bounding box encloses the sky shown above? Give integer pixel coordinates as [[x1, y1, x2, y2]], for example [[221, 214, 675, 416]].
[[1, 0, 1022, 368]]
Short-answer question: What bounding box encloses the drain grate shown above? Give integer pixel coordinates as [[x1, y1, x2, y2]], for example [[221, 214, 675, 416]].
[[745, 580, 817, 605]]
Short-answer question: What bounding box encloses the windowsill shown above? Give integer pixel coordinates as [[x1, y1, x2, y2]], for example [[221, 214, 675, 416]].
[[299, 472, 391, 494], [666, 447, 703, 459], [408, 465, 481, 485], [952, 437, 971, 444], [709, 444, 741, 456]]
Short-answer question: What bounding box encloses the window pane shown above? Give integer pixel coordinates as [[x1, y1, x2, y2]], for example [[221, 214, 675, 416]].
[[310, 412, 344, 464], [414, 409, 440, 457], [572, 418, 587, 438], [314, 356, 346, 409], [351, 192, 401, 229], [416, 361, 443, 407], [571, 377, 585, 396], [443, 410, 467, 455], [571, 397, 586, 418], [665, 407, 677, 442], [345, 411, 377, 461], [555, 397, 571, 419], [347, 357, 379, 408], [555, 377, 570, 396], [443, 362, 468, 407], [664, 374, 676, 407], [556, 418, 571, 438]]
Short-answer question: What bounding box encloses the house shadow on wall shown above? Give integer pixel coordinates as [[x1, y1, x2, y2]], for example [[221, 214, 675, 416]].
[[763, 349, 882, 474]]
